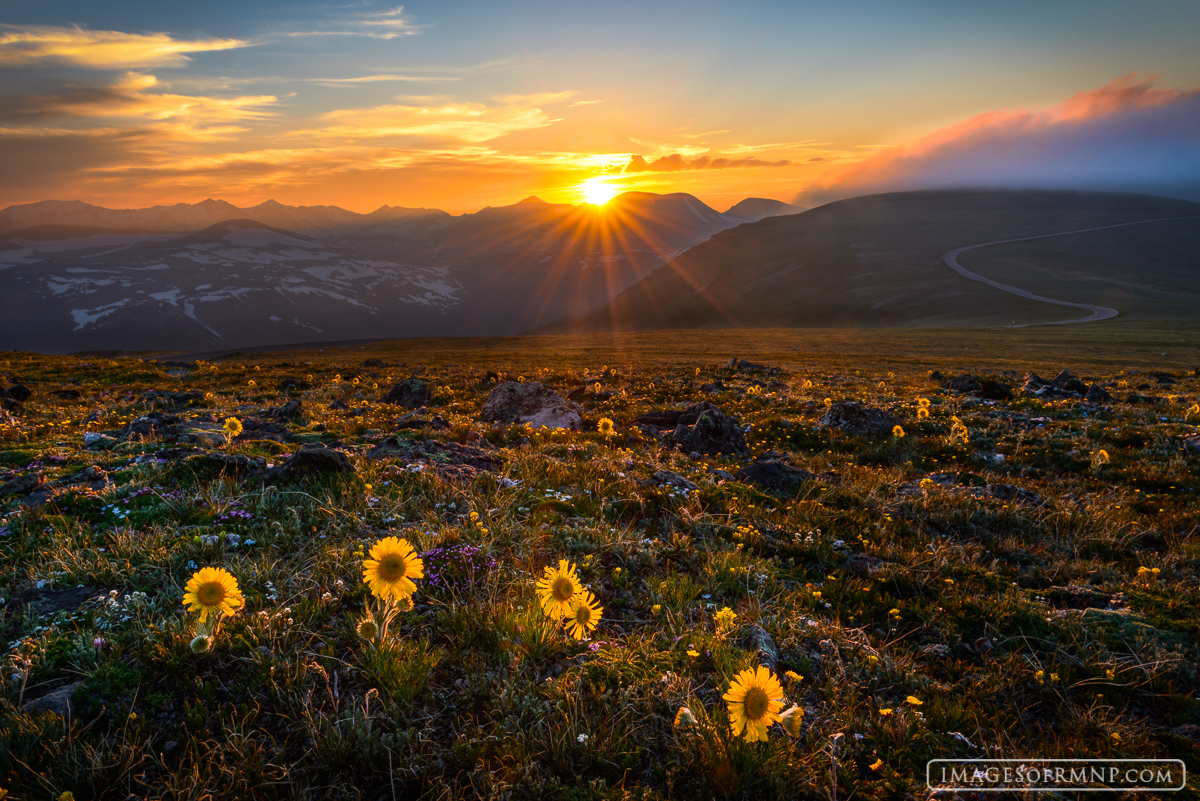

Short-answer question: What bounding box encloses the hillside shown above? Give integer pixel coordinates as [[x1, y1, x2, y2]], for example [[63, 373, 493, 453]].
[[0, 192, 777, 352], [554, 190, 1200, 332]]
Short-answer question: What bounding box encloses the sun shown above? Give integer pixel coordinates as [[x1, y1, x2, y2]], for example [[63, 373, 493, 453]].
[[581, 176, 618, 205]]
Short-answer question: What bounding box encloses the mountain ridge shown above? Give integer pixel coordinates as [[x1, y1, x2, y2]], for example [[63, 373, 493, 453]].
[[548, 189, 1200, 332]]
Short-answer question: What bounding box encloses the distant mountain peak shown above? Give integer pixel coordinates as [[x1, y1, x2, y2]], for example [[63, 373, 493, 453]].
[[724, 197, 806, 222], [517, 196, 547, 204]]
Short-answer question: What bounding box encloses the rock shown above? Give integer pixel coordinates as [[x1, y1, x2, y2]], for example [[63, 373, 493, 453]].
[[667, 402, 749, 456], [1046, 585, 1111, 610], [71, 465, 108, 485], [1182, 433, 1200, 453], [700, 381, 726, 395], [1022, 372, 1049, 391], [265, 399, 305, 422], [366, 437, 500, 482], [919, 644, 951, 659], [1051, 370, 1088, 395], [190, 452, 267, 475], [176, 424, 227, 448], [978, 380, 1014, 401], [817, 401, 900, 437], [265, 443, 355, 479], [653, 470, 699, 493], [238, 419, 294, 442], [23, 681, 83, 718], [480, 382, 582, 430], [567, 386, 587, 401], [83, 432, 116, 449], [121, 412, 182, 442], [741, 625, 779, 673], [1085, 384, 1114, 404], [724, 359, 779, 374], [13, 586, 100, 616], [395, 409, 450, 430], [709, 468, 737, 482], [362, 358, 386, 367], [51, 388, 82, 400], [8, 384, 32, 402], [329, 399, 349, 411], [381, 378, 431, 409], [0, 472, 45, 496], [734, 451, 815, 493], [945, 374, 981, 394]]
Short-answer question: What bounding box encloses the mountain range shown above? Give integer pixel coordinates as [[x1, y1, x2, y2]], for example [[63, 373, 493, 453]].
[[0, 193, 803, 352], [4, 188, 1196, 354]]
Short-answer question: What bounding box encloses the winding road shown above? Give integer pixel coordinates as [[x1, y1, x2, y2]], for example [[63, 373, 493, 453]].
[[942, 216, 1199, 327]]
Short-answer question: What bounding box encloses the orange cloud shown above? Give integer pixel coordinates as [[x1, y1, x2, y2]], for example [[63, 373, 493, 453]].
[[0, 24, 248, 69], [295, 92, 571, 144], [623, 153, 790, 172]]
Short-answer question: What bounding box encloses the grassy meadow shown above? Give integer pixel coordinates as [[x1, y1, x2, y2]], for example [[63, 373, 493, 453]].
[[2, 325, 1199, 799]]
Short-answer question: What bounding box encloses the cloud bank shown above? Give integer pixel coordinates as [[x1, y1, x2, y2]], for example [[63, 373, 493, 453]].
[[801, 75, 1200, 204], [0, 24, 248, 69], [623, 153, 790, 172]]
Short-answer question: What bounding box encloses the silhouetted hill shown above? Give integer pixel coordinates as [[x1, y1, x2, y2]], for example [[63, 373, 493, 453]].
[[552, 190, 1200, 332], [723, 198, 806, 222]]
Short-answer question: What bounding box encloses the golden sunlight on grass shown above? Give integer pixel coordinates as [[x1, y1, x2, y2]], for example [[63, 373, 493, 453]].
[[580, 176, 618, 205]]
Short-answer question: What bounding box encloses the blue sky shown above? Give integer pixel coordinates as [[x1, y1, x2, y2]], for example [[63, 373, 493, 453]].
[[1, 0, 1197, 211]]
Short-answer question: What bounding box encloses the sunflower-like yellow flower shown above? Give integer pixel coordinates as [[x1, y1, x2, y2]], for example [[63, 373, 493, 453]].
[[223, 417, 243, 439], [724, 666, 786, 742], [536, 559, 583, 619], [892, 425, 905, 438], [565, 589, 603, 640], [182, 567, 245, 622], [362, 537, 424, 600], [597, 417, 615, 436]]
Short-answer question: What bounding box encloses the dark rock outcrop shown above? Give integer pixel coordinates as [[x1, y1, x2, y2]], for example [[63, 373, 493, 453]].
[[261, 443, 355, 480], [670, 403, 749, 456], [817, 401, 900, 437], [121, 412, 183, 441], [735, 451, 815, 493], [266, 399, 305, 422], [381, 378, 431, 409]]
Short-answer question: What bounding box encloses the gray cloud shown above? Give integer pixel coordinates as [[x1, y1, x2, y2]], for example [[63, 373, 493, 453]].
[[800, 75, 1200, 204]]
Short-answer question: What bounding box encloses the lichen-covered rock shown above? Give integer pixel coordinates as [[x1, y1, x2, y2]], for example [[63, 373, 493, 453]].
[[0, 471, 45, 496], [735, 451, 815, 492], [121, 412, 182, 441], [669, 402, 749, 456], [263, 443, 355, 479], [818, 401, 900, 437], [266, 399, 305, 422], [381, 378, 431, 408], [480, 382, 581, 430]]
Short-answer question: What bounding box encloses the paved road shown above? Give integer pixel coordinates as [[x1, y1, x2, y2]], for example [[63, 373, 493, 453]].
[[943, 216, 1199, 327]]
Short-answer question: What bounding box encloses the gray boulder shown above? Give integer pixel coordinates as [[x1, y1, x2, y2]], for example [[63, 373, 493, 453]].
[[480, 382, 582, 430], [381, 378, 431, 409], [818, 401, 900, 437]]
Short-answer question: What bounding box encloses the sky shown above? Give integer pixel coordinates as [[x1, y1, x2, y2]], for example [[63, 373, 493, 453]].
[[1, 0, 1198, 214]]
